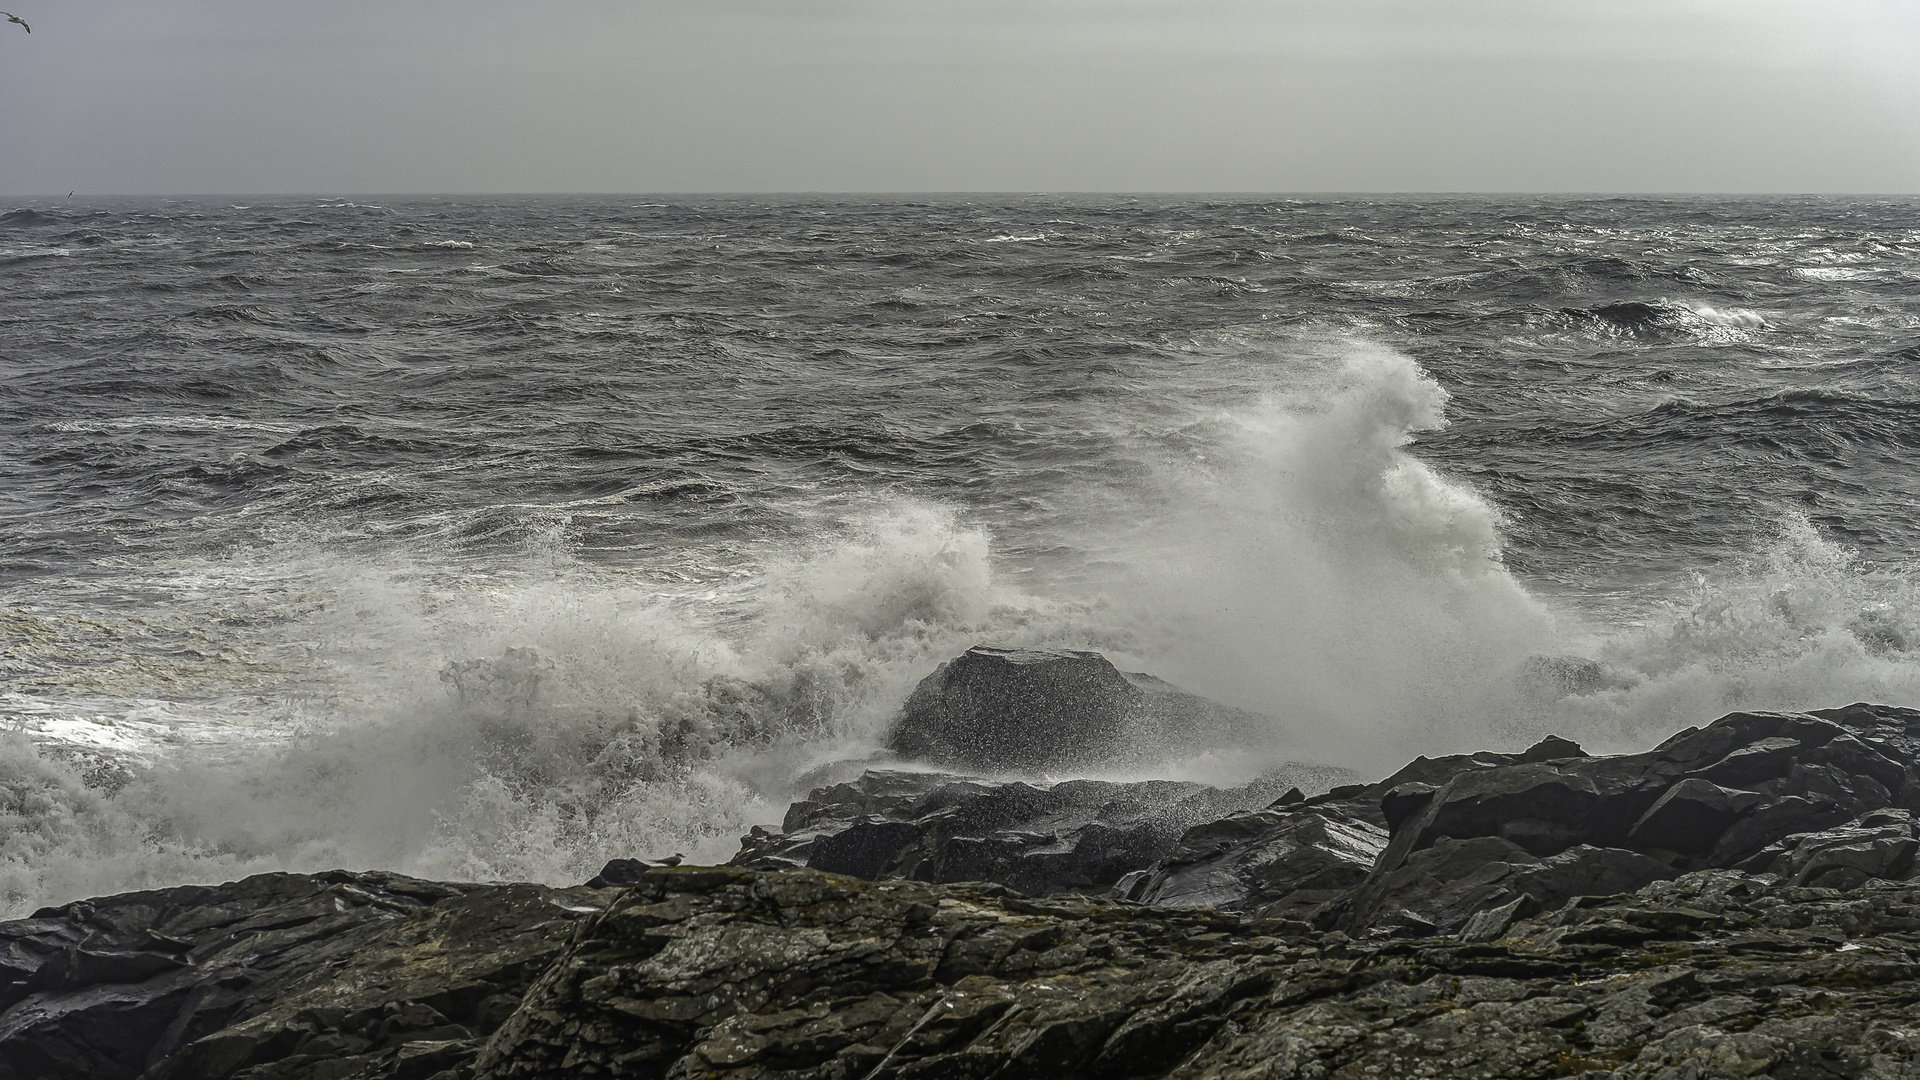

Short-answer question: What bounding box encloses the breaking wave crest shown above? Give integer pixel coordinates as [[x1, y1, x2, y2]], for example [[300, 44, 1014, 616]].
[[9, 341, 1920, 913]]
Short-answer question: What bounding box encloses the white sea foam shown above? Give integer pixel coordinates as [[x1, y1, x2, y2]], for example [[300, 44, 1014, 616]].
[[1082, 340, 1554, 769], [1682, 303, 1766, 329], [0, 502, 1069, 911], [9, 338, 1920, 914], [1795, 267, 1878, 281], [45, 415, 299, 435], [1072, 343, 1920, 770]]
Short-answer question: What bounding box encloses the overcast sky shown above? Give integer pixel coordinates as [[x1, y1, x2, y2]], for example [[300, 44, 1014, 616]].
[[1, 0, 1916, 194]]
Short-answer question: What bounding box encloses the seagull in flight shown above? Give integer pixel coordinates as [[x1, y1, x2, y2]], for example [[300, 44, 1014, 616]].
[[1, 12, 27, 33]]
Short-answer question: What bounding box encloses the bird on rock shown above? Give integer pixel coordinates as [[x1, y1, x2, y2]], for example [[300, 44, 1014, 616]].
[[1, 12, 28, 33], [656, 853, 685, 866]]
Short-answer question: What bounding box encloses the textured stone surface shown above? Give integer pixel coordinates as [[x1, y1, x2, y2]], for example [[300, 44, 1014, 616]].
[[1121, 735, 1589, 922], [12, 698, 1920, 1078], [478, 865, 1920, 1080], [729, 766, 1354, 899], [1338, 703, 1920, 934], [884, 645, 1274, 771], [0, 870, 610, 1080]]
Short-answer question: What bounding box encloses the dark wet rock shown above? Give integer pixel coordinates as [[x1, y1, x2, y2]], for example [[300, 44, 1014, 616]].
[[1627, 776, 1764, 855], [1517, 733, 1589, 761], [1122, 737, 1587, 922], [1713, 793, 1861, 867], [1749, 808, 1920, 888], [1338, 702, 1920, 935], [0, 870, 609, 1080], [15, 702, 1920, 1078], [474, 865, 1920, 1080], [583, 857, 649, 888], [1354, 838, 1681, 936], [885, 645, 1272, 771], [727, 766, 1352, 898], [1456, 892, 1541, 942], [1119, 800, 1388, 919]]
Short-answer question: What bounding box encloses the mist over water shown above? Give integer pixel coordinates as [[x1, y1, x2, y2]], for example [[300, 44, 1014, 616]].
[[6, 195, 1920, 912]]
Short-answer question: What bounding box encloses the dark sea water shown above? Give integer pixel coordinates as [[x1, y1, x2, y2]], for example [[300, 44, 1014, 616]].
[[4, 194, 1920, 911]]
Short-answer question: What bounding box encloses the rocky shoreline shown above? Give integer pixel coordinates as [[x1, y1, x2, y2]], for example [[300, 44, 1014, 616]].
[[5, 646, 1920, 1078]]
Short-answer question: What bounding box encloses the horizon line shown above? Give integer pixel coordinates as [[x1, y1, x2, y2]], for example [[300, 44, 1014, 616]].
[[8, 189, 1920, 201]]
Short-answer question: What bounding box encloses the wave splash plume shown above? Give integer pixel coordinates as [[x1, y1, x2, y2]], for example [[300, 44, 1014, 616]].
[[7, 195, 1920, 914]]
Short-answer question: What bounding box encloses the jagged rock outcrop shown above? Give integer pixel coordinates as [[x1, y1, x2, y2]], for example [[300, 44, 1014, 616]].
[[1336, 703, 1920, 934], [479, 865, 1920, 1079], [0, 870, 610, 1080], [1119, 735, 1591, 919], [9, 863, 1920, 1079], [10, 700, 1920, 1078], [728, 766, 1353, 898], [885, 646, 1273, 771]]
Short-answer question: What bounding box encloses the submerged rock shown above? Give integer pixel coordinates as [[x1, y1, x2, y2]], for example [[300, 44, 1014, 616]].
[[885, 645, 1273, 771]]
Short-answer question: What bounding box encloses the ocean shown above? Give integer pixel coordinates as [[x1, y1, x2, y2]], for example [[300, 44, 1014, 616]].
[[4, 193, 1920, 913]]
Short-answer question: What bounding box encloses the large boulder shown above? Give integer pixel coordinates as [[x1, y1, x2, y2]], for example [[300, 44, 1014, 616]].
[[885, 645, 1272, 771], [728, 765, 1352, 898]]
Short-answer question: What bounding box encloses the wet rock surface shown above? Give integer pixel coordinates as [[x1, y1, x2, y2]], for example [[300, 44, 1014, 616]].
[[728, 767, 1352, 899], [1119, 735, 1592, 920], [884, 646, 1274, 771], [0, 870, 611, 1080], [481, 865, 1920, 1080], [1337, 703, 1920, 935], [10, 697, 1920, 1078], [10, 862, 1920, 1079]]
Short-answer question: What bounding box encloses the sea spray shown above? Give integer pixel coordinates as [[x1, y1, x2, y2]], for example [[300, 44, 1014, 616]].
[[0, 503, 1061, 911], [12, 324, 1920, 913], [1090, 341, 1555, 770]]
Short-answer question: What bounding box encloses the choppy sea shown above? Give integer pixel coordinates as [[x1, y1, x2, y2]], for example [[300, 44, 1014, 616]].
[[4, 194, 1920, 912]]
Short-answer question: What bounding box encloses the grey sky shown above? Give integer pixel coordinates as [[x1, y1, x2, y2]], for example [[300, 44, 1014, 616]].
[[1, 0, 1916, 194]]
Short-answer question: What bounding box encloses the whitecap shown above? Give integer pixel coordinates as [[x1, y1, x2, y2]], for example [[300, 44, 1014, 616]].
[[46, 415, 298, 435], [1795, 267, 1877, 281], [1682, 303, 1766, 329]]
